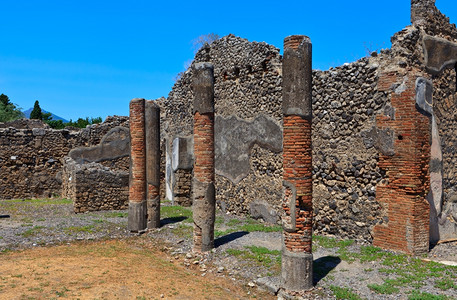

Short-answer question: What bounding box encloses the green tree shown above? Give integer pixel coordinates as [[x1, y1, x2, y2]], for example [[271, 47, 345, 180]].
[[30, 100, 43, 120], [46, 119, 65, 129], [0, 94, 11, 106], [0, 93, 23, 122], [65, 117, 102, 128]]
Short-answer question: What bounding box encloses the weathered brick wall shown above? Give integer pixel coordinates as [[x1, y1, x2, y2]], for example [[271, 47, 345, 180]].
[[0, 116, 128, 199], [373, 70, 431, 255]]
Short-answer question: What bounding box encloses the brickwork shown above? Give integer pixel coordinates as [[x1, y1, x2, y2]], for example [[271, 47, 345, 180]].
[[281, 35, 313, 292], [128, 98, 147, 232], [129, 99, 146, 203], [192, 62, 216, 253], [283, 116, 313, 253], [373, 71, 431, 255], [193, 112, 215, 184]]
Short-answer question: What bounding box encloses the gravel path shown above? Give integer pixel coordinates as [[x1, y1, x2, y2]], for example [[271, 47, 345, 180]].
[[1, 199, 456, 299]]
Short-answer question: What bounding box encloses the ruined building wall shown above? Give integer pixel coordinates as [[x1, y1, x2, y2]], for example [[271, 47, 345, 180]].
[[0, 116, 129, 199], [164, 35, 391, 241], [164, 35, 284, 216], [162, 1, 457, 246], [312, 59, 387, 239]]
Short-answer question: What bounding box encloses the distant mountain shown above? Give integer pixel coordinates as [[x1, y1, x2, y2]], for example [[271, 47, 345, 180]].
[[22, 108, 69, 123]]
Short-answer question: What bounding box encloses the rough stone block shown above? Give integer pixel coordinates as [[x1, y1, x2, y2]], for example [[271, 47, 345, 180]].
[[172, 136, 193, 171], [281, 249, 313, 292], [249, 199, 279, 224], [128, 201, 147, 232]]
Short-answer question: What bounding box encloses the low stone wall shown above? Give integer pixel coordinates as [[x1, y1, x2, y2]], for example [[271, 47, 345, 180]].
[[62, 125, 130, 212], [62, 158, 129, 212], [0, 116, 128, 199]]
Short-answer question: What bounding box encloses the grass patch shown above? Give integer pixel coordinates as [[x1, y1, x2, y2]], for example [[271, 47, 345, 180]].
[[434, 278, 456, 291], [20, 226, 45, 238], [358, 246, 387, 262], [161, 206, 193, 223], [225, 246, 281, 269], [226, 219, 241, 227], [237, 223, 281, 233], [171, 224, 192, 238], [226, 249, 244, 256], [215, 218, 281, 238], [329, 285, 362, 300], [314, 235, 354, 249], [368, 282, 399, 294], [4, 198, 72, 206], [408, 290, 451, 300]]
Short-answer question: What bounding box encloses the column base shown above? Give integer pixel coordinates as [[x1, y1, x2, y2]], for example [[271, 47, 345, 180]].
[[147, 198, 160, 229], [281, 248, 313, 292], [128, 201, 147, 232]]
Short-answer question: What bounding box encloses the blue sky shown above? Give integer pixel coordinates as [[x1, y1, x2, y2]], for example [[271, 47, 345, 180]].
[[1, 0, 456, 121]]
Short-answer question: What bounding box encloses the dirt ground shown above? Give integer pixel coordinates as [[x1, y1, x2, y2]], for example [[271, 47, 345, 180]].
[[0, 237, 274, 300]]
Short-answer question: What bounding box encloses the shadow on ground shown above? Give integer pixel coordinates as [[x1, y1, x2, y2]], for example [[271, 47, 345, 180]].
[[215, 231, 249, 248], [313, 256, 341, 285], [161, 216, 187, 226]]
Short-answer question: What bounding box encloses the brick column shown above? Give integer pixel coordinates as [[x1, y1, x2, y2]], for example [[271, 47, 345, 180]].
[[281, 35, 313, 291], [128, 98, 147, 232], [145, 100, 161, 229], [192, 62, 215, 252], [373, 71, 430, 255]]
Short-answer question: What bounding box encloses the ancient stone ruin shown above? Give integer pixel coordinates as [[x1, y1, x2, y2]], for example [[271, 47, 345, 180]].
[[1, 0, 457, 294], [128, 99, 161, 232], [160, 0, 457, 259], [0, 116, 129, 210]]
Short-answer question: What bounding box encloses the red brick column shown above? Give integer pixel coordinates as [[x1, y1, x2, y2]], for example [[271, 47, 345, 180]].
[[128, 98, 147, 232], [192, 62, 215, 252], [145, 100, 161, 229], [373, 70, 430, 255], [281, 35, 313, 291]]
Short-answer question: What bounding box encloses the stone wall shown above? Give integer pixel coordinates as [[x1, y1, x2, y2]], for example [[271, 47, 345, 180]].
[[163, 35, 390, 241], [62, 158, 129, 212], [161, 1, 457, 247], [62, 125, 130, 212], [0, 116, 128, 199], [163, 35, 283, 217]]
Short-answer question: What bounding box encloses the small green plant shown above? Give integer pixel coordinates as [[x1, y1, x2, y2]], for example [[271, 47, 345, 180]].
[[434, 278, 456, 291], [237, 223, 281, 233], [329, 285, 362, 300], [368, 283, 399, 294], [225, 249, 244, 256], [171, 224, 192, 238], [161, 206, 193, 223], [358, 246, 386, 262], [226, 219, 241, 227], [55, 286, 70, 297], [20, 226, 45, 238], [408, 290, 451, 300]]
